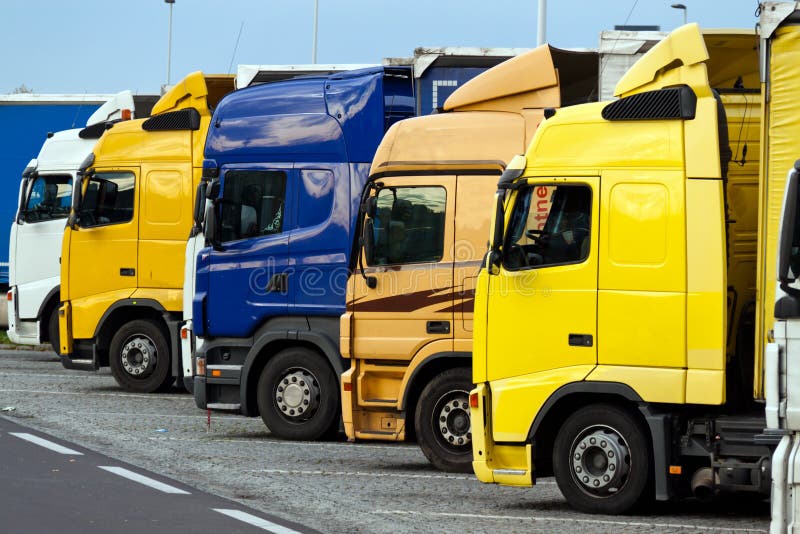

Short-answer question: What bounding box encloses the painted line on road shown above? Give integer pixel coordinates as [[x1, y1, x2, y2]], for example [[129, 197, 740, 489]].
[[0, 389, 182, 400], [148, 435, 422, 452], [9, 432, 84, 455], [98, 466, 191, 494], [67, 411, 241, 420], [214, 509, 301, 534], [0, 372, 109, 379], [372, 510, 766, 532], [250, 468, 550, 483]]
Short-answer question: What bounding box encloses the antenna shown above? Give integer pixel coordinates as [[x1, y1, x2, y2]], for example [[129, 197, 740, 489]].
[[228, 22, 245, 75]]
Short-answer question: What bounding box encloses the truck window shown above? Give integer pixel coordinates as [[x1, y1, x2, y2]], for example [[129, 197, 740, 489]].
[[298, 170, 333, 229], [504, 184, 591, 270], [368, 186, 446, 265], [220, 170, 287, 243], [79, 172, 135, 228], [24, 175, 72, 222]]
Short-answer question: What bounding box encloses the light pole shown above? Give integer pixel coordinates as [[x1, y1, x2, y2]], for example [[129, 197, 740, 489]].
[[312, 0, 319, 64], [670, 3, 687, 26], [537, 0, 546, 46], [165, 0, 175, 87]]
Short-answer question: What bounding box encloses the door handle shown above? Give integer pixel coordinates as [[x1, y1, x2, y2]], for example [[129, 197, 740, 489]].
[[120, 268, 135, 277], [265, 273, 288, 293], [569, 333, 593, 347], [427, 321, 451, 334]]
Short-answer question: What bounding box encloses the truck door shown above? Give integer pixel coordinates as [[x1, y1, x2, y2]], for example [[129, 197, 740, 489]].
[[66, 169, 139, 325], [485, 178, 600, 384], [15, 173, 72, 318], [205, 166, 294, 337], [351, 176, 456, 361]]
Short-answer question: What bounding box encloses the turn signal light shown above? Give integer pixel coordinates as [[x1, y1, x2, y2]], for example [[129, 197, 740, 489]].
[[343, 382, 352, 392], [669, 465, 682, 475], [469, 392, 479, 408], [211, 369, 221, 378], [6, 291, 11, 301], [196, 357, 206, 376], [180, 327, 188, 340], [121, 109, 132, 121]]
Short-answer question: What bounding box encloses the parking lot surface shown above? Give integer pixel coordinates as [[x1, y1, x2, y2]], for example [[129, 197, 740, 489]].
[[0, 349, 770, 533]]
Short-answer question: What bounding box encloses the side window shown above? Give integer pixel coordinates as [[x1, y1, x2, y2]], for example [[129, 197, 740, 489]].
[[504, 184, 592, 270], [367, 186, 446, 265], [79, 172, 135, 228], [298, 170, 333, 228], [24, 175, 72, 222], [220, 170, 287, 243]]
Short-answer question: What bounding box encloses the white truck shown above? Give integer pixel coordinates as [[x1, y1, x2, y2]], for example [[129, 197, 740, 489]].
[[7, 91, 155, 352]]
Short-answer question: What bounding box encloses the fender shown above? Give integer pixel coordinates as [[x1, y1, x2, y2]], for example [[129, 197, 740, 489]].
[[35, 285, 61, 322], [526, 381, 673, 501], [91, 298, 167, 339], [240, 319, 344, 415], [400, 351, 471, 411]]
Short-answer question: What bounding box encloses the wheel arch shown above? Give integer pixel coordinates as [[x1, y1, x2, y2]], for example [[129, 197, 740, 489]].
[[37, 285, 61, 343], [241, 331, 343, 417], [93, 299, 170, 367], [401, 351, 471, 440]]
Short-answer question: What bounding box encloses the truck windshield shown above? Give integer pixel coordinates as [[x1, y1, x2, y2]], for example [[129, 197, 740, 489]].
[[79, 172, 135, 228], [24, 175, 72, 222], [504, 184, 592, 270]]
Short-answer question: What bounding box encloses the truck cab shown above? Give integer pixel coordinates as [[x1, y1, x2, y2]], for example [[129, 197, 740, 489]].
[[341, 45, 598, 472], [470, 24, 773, 514], [58, 73, 234, 393], [8, 91, 154, 352], [192, 67, 415, 440]]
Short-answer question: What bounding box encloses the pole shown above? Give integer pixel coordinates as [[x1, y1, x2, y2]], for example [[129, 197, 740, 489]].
[[312, 0, 319, 64], [167, 1, 174, 86], [537, 0, 547, 46]]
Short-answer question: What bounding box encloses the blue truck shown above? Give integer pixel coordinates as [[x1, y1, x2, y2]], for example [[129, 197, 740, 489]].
[[192, 66, 415, 439]]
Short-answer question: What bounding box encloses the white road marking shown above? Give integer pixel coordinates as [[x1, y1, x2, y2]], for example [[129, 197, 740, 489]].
[[67, 411, 240, 420], [372, 510, 766, 532], [0, 372, 109, 379], [9, 432, 83, 455], [214, 509, 301, 534], [251, 468, 551, 483], [98, 466, 190, 494], [0, 389, 182, 400], [149, 435, 421, 451]]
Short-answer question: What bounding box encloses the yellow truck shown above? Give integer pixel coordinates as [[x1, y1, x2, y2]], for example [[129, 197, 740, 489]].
[[469, 24, 773, 514], [59, 72, 234, 393], [340, 45, 599, 472]]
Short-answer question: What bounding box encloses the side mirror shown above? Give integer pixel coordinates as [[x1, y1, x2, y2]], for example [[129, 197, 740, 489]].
[[204, 202, 223, 251], [206, 179, 220, 201], [363, 218, 375, 265], [194, 182, 208, 224], [68, 175, 84, 230], [364, 196, 378, 218], [487, 191, 505, 273], [779, 163, 800, 283]]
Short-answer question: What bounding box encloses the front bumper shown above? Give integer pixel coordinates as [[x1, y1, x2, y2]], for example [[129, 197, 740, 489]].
[[470, 382, 534, 486]]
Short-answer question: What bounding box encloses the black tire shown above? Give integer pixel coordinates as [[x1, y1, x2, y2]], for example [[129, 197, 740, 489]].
[[256, 347, 339, 440], [47, 306, 60, 355], [552, 404, 653, 515], [109, 319, 173, 393], [414, 367, 473, 473]]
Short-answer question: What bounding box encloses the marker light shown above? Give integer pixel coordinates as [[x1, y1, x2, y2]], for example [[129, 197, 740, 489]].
[[196, 357, 206, 376], [121, 109, 132, 121], [211, 369, 221, 378], [180, 327, 188, 339], [343, 382, 352, 392], [6, 291, 12, 301], [469, 392, 479, 408]]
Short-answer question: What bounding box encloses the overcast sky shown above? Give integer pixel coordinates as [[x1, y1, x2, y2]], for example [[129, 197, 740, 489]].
[[2, 0, 760, 95]]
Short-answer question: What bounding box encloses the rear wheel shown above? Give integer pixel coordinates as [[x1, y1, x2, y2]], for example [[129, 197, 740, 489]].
[[414, 367, 473, 473], [552, 404, 652, 514], [47, 306, 60, 355], [109, 319, 173, 393], [256, 347, 339, 440]]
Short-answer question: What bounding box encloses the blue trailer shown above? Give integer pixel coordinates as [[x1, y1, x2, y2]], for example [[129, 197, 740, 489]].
[[192, 66, 415, 439]]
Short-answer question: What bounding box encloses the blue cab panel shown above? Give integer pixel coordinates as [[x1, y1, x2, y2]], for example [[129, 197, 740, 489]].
[[0, 103, 101, 285], [194, 67, 414, 338]]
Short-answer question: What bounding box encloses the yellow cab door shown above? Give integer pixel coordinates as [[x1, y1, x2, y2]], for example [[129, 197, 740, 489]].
[[485, 178, 599, 440], [349, 176, 455, 403], [65, 168, 139, 339]]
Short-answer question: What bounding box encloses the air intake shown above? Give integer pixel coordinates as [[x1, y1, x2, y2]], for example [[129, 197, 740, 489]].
[[142, 108, 201, 131], [602, 86, 696, 121]]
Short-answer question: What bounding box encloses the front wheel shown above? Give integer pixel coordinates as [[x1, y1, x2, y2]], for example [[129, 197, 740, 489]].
[[552, 404, 652, 515], [256, 347, 339, 440], [109, 319, 173, 393], [414, 367, 473, 473]]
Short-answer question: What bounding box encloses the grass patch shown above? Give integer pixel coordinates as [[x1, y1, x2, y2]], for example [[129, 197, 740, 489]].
[[0, 331, 13, 345]]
